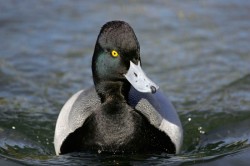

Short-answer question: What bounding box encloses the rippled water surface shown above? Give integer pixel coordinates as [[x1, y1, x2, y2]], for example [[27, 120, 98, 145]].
[[1, 0, 250, 165]]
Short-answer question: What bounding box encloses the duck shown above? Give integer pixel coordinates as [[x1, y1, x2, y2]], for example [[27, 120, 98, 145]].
[[54, 21, 183, 155]]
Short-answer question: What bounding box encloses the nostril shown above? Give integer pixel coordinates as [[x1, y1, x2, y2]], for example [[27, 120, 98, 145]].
[[150, 86, 157, 94]]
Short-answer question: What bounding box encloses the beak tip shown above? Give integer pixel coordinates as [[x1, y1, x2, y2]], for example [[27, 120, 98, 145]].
[[150, 86, 157, 94]]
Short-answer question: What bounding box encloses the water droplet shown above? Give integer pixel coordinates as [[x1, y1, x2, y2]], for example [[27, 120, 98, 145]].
[[12, 126, 15, 130], [98, 149, 102, 154], [188, 118, 192, 121], [198, 126, 205, 134], [200, 130, 205, 134]]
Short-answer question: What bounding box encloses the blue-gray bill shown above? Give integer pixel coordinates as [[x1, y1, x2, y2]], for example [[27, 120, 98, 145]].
[[124, 61, 159, 94]]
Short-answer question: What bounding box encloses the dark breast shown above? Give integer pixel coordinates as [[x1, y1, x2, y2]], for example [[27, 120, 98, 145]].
[[60, 103, 175, 154]]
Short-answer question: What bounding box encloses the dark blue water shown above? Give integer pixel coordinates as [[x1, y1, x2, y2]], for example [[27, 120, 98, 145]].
[[0, 0, 250, 165]]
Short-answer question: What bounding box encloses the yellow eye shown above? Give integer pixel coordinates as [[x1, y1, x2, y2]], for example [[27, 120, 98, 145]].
[[111, 50, 119, 57]]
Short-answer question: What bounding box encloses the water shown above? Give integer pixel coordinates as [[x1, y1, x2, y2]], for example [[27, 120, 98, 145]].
[[0, 0, 250, 165]]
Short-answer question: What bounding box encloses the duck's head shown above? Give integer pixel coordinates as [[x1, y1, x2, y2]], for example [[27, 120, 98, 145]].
[[92, 21, 158, 100]]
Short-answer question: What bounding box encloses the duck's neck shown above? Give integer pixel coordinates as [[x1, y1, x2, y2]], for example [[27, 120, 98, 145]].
[[95, 81, 130, 103]]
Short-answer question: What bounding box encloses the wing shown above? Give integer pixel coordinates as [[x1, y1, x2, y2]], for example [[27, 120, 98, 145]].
[[128, 87, 183, 154], [54, 87, 100, 155]]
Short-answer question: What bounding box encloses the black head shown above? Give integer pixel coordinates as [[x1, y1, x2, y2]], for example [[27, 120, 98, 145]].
[[92, 21, 159, 102], [92, 21, 140, 86]]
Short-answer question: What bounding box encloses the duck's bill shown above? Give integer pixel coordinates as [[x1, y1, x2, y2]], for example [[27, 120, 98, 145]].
[[124, 61, 159, 94]]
